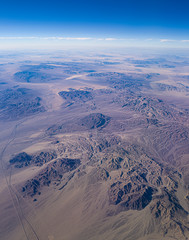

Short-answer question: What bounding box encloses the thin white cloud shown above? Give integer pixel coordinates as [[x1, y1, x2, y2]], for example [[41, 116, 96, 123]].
[[0, 37, 189, 46], [160, 39, 177, 42], [40, 37, 57, 40], [39, 37, 92, 40], [97, 38, 120, 41], [104, 38, 117, 41], [181, 40, 189, 42], [104, 38, 133, 41], [0, 36, 38, 40], [55, 37, 92, 40], [160, 39, 189, 43], [0, 36, 92, 41]]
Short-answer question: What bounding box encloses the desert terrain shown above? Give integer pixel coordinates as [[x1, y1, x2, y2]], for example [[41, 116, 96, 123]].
[[0, 48, 189, 240]]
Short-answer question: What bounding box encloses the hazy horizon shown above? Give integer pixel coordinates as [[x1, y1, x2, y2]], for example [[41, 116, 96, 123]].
[[0, 0, 189, 49]]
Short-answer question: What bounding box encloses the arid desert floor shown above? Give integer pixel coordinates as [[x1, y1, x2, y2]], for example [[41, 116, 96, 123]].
[[0, 49, 189, 240]]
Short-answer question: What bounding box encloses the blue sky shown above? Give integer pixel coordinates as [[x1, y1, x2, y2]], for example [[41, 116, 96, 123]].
[[0, 0, 189, 49]]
